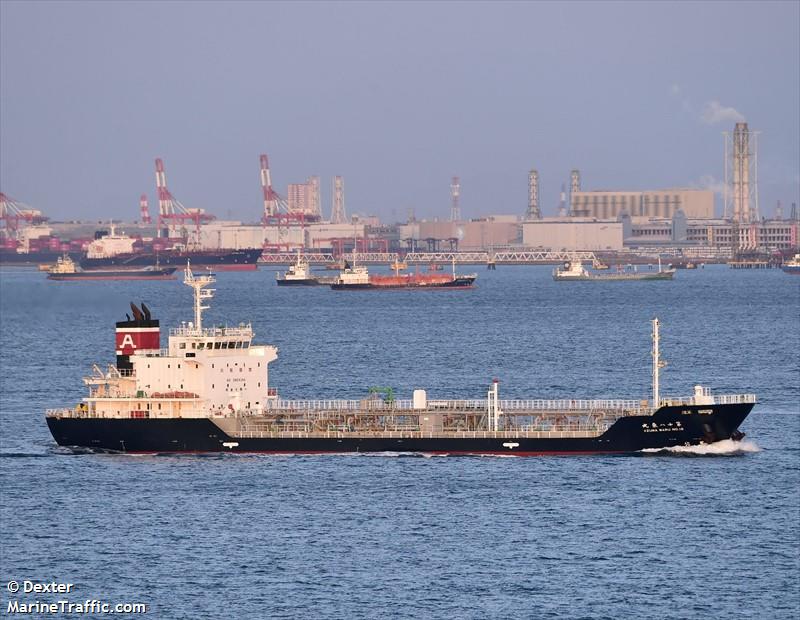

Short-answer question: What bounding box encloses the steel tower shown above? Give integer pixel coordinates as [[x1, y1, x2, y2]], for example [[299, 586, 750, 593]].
[[526, 170, 541, 219]]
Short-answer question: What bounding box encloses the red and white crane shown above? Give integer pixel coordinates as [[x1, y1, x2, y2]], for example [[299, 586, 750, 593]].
[[154, 158, 214, 242], [259, 154, 290, 222], [0, 192, 48, 242]]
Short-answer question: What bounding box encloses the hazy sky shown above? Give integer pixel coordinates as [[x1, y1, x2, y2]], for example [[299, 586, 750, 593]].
[[1, 1, 798, 223]]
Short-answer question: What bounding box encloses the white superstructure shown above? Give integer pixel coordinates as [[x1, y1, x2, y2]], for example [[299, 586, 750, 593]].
[[81, 264, 278, 420], [334, 259, 370, 285], [85, 223, 138, 259], [279, 255, 313, 281]]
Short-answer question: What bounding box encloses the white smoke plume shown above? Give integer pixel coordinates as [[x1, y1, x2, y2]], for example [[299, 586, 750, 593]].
[[695, 174, 727, 196], [701, 100, 745, 124]]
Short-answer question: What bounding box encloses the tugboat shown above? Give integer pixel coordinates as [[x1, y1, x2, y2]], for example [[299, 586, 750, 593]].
[[554, 256, 675, 281], [45, 265, 755, 455], [47, 254, 177, 281], [275, 254, 335, 286]]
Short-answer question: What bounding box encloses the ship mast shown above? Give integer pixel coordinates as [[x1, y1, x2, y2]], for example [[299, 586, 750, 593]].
[[651, 318, 667, 408], [184, 261, 215, 331]]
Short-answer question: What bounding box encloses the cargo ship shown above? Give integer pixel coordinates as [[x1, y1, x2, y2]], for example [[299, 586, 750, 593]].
[[80, 247, 262, 272], [78, 225, 261, 271], [45, 266, 755, 455], [46, 255, 176, 281], [331, 260, 477, 290], [554, 257, 675, 281]]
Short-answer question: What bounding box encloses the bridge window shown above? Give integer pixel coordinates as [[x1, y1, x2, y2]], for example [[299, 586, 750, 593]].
[[214, 342, 221, 350], [197, 343, 205, 350], [179, 342, 186, 349]]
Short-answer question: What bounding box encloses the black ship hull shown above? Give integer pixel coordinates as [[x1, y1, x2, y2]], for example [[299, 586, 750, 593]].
[[48, 267, 177, 281], [80, 248, 262, 271], [1, 249, 82, 265], [276, 278, 325, 286], [46, 403, 753, 455]]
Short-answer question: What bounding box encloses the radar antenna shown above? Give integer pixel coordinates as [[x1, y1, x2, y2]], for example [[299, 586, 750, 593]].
[[183, 261, 215, 331]]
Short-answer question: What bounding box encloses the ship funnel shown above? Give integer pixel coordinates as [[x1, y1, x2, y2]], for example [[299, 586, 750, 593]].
[[115, 303, 160, 371]]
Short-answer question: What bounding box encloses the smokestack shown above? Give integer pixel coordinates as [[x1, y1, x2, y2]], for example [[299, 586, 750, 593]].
[[115, 302, 160, 372], [570, 169, 581, 195], [331, 176, 345, 224], [732, 122, 751, 223], [450, 176, 461, 222]]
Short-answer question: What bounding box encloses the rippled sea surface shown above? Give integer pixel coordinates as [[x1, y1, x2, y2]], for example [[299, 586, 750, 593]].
[[1, 264, 798, 619]]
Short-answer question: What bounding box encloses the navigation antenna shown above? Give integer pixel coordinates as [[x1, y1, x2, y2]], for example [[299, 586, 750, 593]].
[[651, 318, 668, 408], [184, 261, 215, 331]]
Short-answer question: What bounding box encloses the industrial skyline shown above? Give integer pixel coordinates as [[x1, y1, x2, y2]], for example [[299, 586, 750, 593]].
[[1, 1, 798, 223]]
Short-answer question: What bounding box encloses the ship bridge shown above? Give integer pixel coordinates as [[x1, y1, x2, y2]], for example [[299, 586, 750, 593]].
[[167, 324, 260, 357]]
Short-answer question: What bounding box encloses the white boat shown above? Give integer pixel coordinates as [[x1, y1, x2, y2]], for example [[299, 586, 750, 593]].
[[553, 256, 675, 281], [332, 260, 371, 288], [276, 253, 336, 286]]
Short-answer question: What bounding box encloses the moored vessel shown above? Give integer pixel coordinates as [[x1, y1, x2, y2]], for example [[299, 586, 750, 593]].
[[79, 225, 262, 271], [45, 267, 755, 455], [781, 253, 800, 274]]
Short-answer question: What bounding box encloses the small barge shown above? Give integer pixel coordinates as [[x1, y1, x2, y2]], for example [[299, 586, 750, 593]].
[[47, 255, 177, 281]]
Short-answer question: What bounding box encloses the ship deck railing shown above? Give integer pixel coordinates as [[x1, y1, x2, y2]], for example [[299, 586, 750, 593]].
[[231, 428, 610, 440], [169, 325, 253, 338], [658, 393, 757, 406], [263, 398, 648, 413]]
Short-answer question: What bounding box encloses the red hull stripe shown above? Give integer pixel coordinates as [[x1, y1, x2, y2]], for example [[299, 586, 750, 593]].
[[118, 450, 629, 456]]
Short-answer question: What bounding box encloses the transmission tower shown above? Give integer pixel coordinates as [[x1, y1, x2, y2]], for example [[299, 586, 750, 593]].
[[526, 170, 541, 219]]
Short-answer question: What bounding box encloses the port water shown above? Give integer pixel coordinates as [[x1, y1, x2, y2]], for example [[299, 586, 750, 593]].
[[1, 265, 798, 618]]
